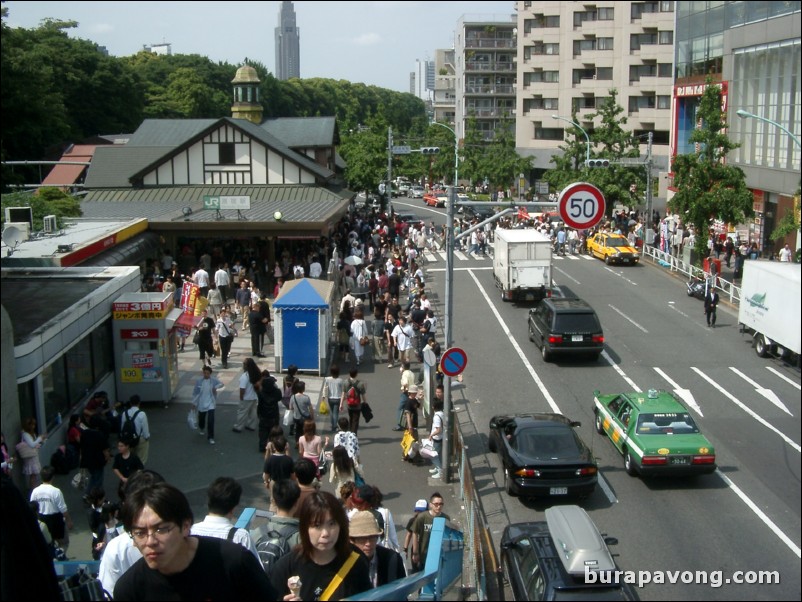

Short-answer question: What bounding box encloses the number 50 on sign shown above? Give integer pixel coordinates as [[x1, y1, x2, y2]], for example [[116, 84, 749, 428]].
[[558, 182, 606, 230]]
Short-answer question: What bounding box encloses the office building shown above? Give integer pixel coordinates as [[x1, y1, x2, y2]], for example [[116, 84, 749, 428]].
[[275, 1, 300, 80]]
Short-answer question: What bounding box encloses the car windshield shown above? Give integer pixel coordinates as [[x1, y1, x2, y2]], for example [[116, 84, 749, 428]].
[[635, 413, 700, 435], [606, 238, 630, 248], [515, 426, 583, 460], [553, 314, 601, 332]]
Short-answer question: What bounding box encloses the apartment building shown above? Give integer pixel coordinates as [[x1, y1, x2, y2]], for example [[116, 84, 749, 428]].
[[514, 1, 675, 173], [433, 49, 457, 124], [454, 13, 519, 142]]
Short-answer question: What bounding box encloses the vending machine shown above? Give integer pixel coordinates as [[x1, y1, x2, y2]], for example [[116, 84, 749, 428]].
[[112, 292, 181, 406]]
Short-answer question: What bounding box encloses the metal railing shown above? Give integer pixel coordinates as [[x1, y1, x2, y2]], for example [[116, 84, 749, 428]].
[[642, 245, 742, 304], [452, 420, 505, 601]]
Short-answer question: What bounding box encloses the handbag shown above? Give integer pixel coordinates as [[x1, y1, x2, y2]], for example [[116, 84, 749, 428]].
[[319, 397, 330, 416], [420, 437, 438, 459], [283, 409, 293, 427], [359, 336, 369, 346], [360, 402, 374, 423], [317, 450, 328, 477], [192, 331, 201, 345], [187, 408, 198, 430], [16, 441, 38, 460], [71, 468, 89, 490], [400, 430, 415, 458]]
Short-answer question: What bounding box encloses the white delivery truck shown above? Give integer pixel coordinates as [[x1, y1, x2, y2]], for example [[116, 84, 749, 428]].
[[493, 228, 553, 302], [738, 261, 801, 360]]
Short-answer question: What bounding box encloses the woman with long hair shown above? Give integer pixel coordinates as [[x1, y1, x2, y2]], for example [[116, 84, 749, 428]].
[[269, 491, 371, 601], [298, 420, 328, 476], [19, 417, 47, 489], [233, 357, 261, 433], [329, 445, 364, 495]]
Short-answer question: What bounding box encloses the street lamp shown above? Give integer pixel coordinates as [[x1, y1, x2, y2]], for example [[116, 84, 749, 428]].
[[736, 109, 802, 149], [552, 114, 591, 165], [430, 120, 458, 484]]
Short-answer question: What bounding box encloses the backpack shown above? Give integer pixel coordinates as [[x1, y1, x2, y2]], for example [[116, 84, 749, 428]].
[[257, 522, 299, 577], [346, 383, 361, 407], [120, 409, 142, 447]]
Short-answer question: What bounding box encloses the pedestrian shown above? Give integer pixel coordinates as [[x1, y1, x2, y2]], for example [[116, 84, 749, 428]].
[[337, 308, 352, 364], [192, 365, 223, 445], [704, 288, 720, 328], [233, 358, 260, 434], [410, 492, 449, 573], [258, 293, 272, 352], [333, 416, 361, 466], [1, 431, 14, 476], [30, 465, 73, 552], [113, 482, 277, 600], [349, 510, 406, 587], [18, 417, 47, 489], [235, 280, 252, 326], [322, 365, 344, 433], [427, 398, 445, 480], [193, 264, 210, 297], [394, 361, 416, 432], [248, 302, 268, 357], [343, 369, 367, 435], [263, 435, 295, 513], [779, 244, 792, 262], [299, 420, 329, 476], [259, 480, 302, 576], [257, 370, 283, 453], [403, 499, 428, 566], [403, 384, 421, 445], [329, 445, 365, 494], [121, 395, 150, 464], [190, 477, 259, 558], [214, 263, 231, 302], [206, 283, 223, 318], [392, 316, 414, 366], [293, 458, 321, 517], [350, 306, 369, 366], [289, 381, 314, 443], [194, 309, 216, 367], [215, 307, 236, 369], [80, 415, 111, 499], [112, 437, 144, 500], [269, 491, 372, 600]]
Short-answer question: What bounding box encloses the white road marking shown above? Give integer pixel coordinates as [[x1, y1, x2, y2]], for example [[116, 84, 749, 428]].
[[602, 266, 639, 286], [601, 350, 642, 392], [767, 366, 802, 391], [597, 472, 618, 505], [553, 265, 581, 285], [729, 367, 793, 416], [667, 302, 691, 319], [608, 304, 649, 333], [467, 269, 562, 414], [653, 367, 704, 417], [428, 266, 493, 273], [454, 250, 469, 261], [691, 367, 800, 452], [715, 469, 801, 558]]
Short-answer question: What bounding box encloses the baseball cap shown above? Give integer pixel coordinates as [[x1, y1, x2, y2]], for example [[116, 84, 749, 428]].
[[414, 499, 428, 512]]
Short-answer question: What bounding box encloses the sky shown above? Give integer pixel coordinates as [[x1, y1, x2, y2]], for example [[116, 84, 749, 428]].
[[5, 1, 516, 93]]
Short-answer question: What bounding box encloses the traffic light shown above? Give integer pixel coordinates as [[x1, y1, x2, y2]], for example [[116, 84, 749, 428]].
[[585, 159, 610, 168], [420, 147, 440, 155]]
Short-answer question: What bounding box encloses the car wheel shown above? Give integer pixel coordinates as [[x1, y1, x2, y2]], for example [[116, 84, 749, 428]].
[[605, 255, 612, 265], [755, 334, 769, 358], [488, 435, 497, 453], [528, 323, 535, 342], [624, 450, 638, 476], [504, 468, 517, 496], [594, 412, 605, 435], [541, 345, 551, 362]]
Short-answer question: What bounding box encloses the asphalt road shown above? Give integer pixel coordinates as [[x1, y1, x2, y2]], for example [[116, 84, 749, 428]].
[[411, 219, 801, 601]]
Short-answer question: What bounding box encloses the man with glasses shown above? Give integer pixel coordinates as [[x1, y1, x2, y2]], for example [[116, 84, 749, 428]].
[[114, 482, 276, 600], [349, 511, 406, 587], [409, 492, 449, 573]]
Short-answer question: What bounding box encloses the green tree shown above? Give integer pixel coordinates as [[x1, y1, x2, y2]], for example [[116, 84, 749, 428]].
[[339, 118, 389, 197], [669, 81, 753, 261], [479, 118, 533, 193], [1, 188, 82, 231]]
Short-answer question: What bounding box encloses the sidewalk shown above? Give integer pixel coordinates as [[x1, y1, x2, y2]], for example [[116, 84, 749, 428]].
[[55, 301, 461, 566]]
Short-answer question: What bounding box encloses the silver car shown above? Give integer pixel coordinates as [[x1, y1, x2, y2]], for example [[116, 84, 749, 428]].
[[410, 185, 425, 198]]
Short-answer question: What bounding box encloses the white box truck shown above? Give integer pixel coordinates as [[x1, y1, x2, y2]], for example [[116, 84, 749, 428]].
[[493, 228, 553, 302], [738, 261, 801, 360]]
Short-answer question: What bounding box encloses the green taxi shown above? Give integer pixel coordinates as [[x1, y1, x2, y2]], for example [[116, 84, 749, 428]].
[[593, 389, 716, 477]]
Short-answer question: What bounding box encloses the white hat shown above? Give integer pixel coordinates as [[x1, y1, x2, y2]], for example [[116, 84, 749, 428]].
[[408, 384, 419, 394]]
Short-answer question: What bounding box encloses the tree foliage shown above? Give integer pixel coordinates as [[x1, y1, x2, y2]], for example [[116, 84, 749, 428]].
[[1, 188, 82, 231], [544, 90, 645, 212], [669, 81, 753, 260]]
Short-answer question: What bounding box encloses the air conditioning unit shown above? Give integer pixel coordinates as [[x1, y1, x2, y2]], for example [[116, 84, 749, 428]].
[[2, 222, 30, 245], [43, 215, 58, 233]]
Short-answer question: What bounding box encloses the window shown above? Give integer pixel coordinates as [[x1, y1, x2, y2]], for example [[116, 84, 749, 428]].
[[659, 31, 674, 45], [658, 63, 672, 77], [598, 7, 614, 20], [660, 1, 674, 12], [525, 71, 559, 85], [597, 37, 614, 50], [630, 64, 657, 81], [219, 142, 236, 165], [534, 125, 564, 140], [596, 67, 613, 80], [629, 95, 657, 112], [657, 95, 671, 109], [524, 98, 559, 112]]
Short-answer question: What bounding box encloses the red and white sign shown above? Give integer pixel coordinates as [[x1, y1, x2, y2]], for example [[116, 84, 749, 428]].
[[558, 182, 606, 230], [113, 299, 172, 312], [120, 329, 159, 339]]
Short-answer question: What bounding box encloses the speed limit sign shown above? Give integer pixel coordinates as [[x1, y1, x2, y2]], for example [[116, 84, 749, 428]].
[[558, 182, 606, 230]]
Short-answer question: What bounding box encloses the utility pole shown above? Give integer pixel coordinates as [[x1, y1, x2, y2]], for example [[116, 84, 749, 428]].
[[387, 127, 393, 208], [646, 131, 653, 233]]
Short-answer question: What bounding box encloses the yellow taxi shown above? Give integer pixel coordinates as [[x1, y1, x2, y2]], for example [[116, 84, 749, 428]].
[[586, 232, 640, 265]]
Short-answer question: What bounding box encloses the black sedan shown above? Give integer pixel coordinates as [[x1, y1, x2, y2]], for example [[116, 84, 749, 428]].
[[488, 413, 598, 499]]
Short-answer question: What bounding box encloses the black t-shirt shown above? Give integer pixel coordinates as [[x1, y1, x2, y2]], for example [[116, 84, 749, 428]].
[[112, 452, 143, 479], [248, 309, 265, 334], [270, 547, 371, 601], [404, 397, 420, 430], [79, 429, 109, 470], [113, 536, 277, 601], [263, 453, 295, 482]]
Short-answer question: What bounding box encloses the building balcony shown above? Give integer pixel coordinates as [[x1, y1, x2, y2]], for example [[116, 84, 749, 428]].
[[465, 62, 516, 72], [465, 85, 516, 95], [465, 38, 516, 49]]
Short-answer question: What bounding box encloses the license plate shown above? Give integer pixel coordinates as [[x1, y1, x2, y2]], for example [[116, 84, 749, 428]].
[[670, 456, 689, 465], [550, 487, 568, 495], [572, 335, 583, 342]]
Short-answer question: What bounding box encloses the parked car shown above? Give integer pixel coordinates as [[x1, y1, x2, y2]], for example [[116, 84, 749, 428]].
[[528, 298, 604, 361], [593, 389, 716, 477], [394, 212, 425, 228], [398, 183, 411, 196], [488, 413, 597, 499], [586, 233, 640, 265], [410, 185, 425, 198], [423, 192, 447, 208], [501, 505, 639, 601]]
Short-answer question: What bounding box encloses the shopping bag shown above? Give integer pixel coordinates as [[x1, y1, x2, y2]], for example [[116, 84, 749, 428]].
[[187, 408, 198, 430], [71, 468, 89, 490], [283, 409, 293, 427], [420, 437, 438, 458], [319, 397, 330, 416], [400, 431, 415, 458]]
